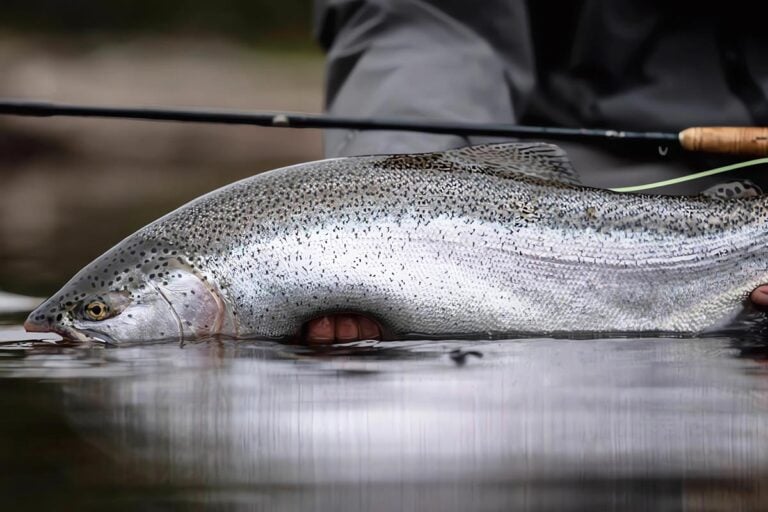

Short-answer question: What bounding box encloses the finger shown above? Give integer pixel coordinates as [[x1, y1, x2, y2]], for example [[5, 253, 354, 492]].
[[750, 285, 768, 308], [335, 314, 359, 341], [305, 316, 336, 344], [357, 315, 382, 340]]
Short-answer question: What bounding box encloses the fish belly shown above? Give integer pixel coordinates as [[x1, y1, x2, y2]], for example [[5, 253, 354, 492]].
[[220, 212, 762, 338]]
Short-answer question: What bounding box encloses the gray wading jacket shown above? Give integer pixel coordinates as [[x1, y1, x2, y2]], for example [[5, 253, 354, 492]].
[[314, 0, 768, 192]]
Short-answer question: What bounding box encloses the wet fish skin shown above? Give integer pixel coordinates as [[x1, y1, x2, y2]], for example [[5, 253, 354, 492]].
[[24, 143, 768, 343]]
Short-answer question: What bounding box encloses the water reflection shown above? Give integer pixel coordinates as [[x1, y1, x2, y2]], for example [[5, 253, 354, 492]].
[[2, 329, 768, 510]]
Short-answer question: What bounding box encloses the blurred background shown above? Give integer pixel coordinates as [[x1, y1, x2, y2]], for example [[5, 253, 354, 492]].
[[0, 0, 322, 296]]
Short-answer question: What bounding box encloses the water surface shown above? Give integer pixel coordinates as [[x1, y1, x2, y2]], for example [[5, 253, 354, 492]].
[[2, 321, 768, 511]]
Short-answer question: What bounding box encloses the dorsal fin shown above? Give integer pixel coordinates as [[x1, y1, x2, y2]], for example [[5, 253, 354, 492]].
[[700, 180, 763, 200], [439, 142, 581, 185]]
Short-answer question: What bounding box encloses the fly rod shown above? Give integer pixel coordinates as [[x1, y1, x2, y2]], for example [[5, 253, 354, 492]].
[[1, 99, 767, 157]]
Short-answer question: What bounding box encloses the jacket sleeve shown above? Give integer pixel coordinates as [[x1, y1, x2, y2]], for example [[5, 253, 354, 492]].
[[314, 0, 535, 157]]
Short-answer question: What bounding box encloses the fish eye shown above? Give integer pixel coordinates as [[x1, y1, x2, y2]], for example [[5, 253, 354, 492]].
[[84, 300, 110, 321]]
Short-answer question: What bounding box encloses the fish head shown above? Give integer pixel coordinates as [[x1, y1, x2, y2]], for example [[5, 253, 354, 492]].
[[24, 238, 234, 344]]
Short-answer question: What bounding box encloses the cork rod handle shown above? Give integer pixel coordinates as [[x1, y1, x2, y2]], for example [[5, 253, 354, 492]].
[[679, 127, 768, 157]]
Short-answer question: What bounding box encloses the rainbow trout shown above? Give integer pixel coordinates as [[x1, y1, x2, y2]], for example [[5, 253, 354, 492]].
[[24, 143, 768, 344]]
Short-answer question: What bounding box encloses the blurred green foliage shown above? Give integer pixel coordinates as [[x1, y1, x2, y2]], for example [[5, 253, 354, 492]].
[[0, 0, 315, 46]]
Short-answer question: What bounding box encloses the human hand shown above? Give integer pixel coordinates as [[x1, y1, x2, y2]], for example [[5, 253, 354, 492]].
[[750, 285, 768, 309], [301, 314, 382, 344]]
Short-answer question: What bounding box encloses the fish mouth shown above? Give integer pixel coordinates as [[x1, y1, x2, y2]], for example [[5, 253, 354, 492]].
[[24, 315, 116, 345], [73, 328, 118, 345], [23, 315, 51, 334]]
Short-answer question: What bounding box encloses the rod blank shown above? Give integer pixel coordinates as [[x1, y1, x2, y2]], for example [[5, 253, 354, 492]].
[[0, 99, 678, 143], [5, 99, 768, 156]]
